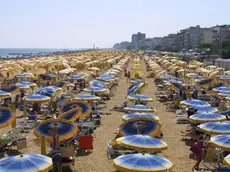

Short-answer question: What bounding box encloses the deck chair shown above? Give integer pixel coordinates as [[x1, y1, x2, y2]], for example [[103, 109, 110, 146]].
[[78, 135, 94, 152]]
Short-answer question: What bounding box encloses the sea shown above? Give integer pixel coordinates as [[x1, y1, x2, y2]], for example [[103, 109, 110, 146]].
[[0, 48, 80, 58]]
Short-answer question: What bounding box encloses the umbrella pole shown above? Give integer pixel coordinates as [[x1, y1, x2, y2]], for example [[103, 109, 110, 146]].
[[23, 100, 27, 117], [11, 104, 16, 128], [41, 136, 47, 155]]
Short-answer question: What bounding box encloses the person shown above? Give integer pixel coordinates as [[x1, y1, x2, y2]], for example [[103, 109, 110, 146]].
[[127, 71, 130, 82], [191, 136, 204, 171]]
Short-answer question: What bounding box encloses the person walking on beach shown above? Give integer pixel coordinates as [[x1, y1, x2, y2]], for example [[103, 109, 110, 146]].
[[127, 71, 130, 82]]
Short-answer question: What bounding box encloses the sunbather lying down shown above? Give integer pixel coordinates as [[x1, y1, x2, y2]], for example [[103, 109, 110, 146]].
[[110, 102, 128, 111]]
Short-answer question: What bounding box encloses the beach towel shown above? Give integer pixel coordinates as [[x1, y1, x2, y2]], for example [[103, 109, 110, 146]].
[[79, 135, 94, 151]]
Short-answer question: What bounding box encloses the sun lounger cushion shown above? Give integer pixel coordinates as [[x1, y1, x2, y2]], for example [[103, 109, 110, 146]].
[[79, 135, 94, 151]]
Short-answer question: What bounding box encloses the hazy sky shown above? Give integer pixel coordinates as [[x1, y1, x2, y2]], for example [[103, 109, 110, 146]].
[[0, 0, 229, 48]]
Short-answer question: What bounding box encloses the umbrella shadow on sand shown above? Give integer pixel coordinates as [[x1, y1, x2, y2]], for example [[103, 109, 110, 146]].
[[6, 149, 23, 156]]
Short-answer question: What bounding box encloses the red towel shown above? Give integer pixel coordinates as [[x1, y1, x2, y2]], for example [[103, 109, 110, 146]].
[[79, 135, 94, 151]]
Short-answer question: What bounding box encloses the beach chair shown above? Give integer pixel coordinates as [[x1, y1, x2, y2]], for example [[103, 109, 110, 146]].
[[78, 135, 94, 153]]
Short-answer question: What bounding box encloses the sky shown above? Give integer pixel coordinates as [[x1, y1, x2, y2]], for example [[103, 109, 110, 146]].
[[0, 0, 229, 49]]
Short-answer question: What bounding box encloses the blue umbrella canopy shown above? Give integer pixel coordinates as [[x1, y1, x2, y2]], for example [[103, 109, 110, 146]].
[[97, 77, 114, 82], [16, 84, 30, 90], [219, 74, 230, 80], [116, 135, 167, 152], [100, 73, 114, 78], [24, 94, 51, 103], [83, 87, 108, 93], [124, 105, 155, 113], [180, 99, 210, 107], [213, 86, 230, 92], [89, 80, 108, 89], [59, 100, 92, 119], [127, 94, 153, 102], [34, 118, 78, 142], [16, 81, 37, 88], [130, 79, 144, 84], [58, 107, 82, 121], [122, 113, 160, 122], [211, 134, 230, 151], [36, 86, 56, 98], [71, 73, 87, 80], [112, 153, 173, 172], [198, 121, 230, 134], [65, 81, 74, 88], [16, 73, 32, 78], [56, 81, 66, 89], [164, 79, 183, 85], [2, 86, 20, 95], [189, 113, 226, 123], [74, 94, 101, 101], [127, 82, 145, 96], [119, 118, 161, 137], [190, 105, 218, 114], [159, 74, 175, 80], [0, 90, 11, 98], [186, 73, 200, 78], [0, 107, 16, 129], [0, 154, 53, 172]]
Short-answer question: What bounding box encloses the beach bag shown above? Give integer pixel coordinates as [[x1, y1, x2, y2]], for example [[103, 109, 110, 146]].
[[190, 143, 202, 154]]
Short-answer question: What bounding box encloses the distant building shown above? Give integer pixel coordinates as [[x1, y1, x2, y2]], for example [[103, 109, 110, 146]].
[[113, 41, 131, 50], [200, 28, 214, 44], [132, 32, 146, 49], [152, 37, 162, 49], [139, 38, 154, 49], [161, 34, 177, 50], [211, 25, 230, 43]]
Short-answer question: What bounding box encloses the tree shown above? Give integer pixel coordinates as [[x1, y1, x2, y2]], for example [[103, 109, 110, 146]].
[[154, 45, 162, 50]]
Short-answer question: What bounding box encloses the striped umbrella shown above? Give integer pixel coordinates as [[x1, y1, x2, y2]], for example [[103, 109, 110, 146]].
[[122, 113, 160, 122], [189, 113, 226, 123], [58, 107, 82, 121], [112, 153, 173, 172], [127, 82, 145, 96], [0, 154, 53, 172], [34, 118, 78, 142], [119, 118, 161, 137], [211, 135, 230, 151], [116, 135, 167, 152], [124, 105, 155, 113], [198, 121, 230, 134], [0, 107, 16, 129]]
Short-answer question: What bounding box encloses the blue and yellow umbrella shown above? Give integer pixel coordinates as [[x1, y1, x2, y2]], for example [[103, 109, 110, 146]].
[[130, 79, 144, 84], [36, 86, 56, 98], [24, 94, 51, 103], [224, 154, 230, 167], [58, 107, 82, 121], [190, 105, 218, 114], [59, 100, 92, 119], [180, 99, 210, 107], [112, 153, 173, 172], [0, 90, 11, 98], [116, 135, 167, 152], [89, 80, 109, 89], [218, 91, 230, 97], [219, 74, 230, 81], [119, 118, 161, 137], [198, 121, 230, 134], [2, 86, 20, 95], [0, 107, 16, 129], [189, 113, 226, 123], [0, 154, 53, 172], [16, 81, 37, 88], [124, 105, 155, 113], [56, 81, 66, 89], [16, 84, 30, 90], [97, 76, 114, 82], [74, 94, 101, 101], [127, 94, 153, 102], [213, 86, 230, 92], [34, 118, 78, 142], [83, 87, 108, 94], [16, 73, 34, 78], [122, 113, 160, 122], [65, 81, 75, 88], [127, 82, 145, 96], [71, 73, 87, 80], [211, 134, 230, 151], [159, 74, 175, 80]]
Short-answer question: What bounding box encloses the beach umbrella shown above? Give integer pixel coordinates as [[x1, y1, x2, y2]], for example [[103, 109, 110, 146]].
[[119, 118, 161, 137], [159, 74, 174, 80], [36, 86, 56, 98], [116, 135, 167, 152], [219, 75, 230, 80], [213, 87, 230, 92], [127, 94, 153, 102], [16, 73, 34, 78], [34, 118, 78, 142], [88, 67, 100, 71], [97, 76, 114, 82], [224, 154, 230, 167], [210, 135, 230, 151], [65, 81, 75, 88], [55, 81, 66, 89], [127, 82, 145, 96], [186, 73, 200, 78], [2, 86, 20, 95], [58, 107, 82, 121], [59, 100, 92, 119], [218, 91, 230, 97], [130, 79, 144, 84], [0, 154, 53, 172], [16, 81, 37, 88], [71, 73, 88, 80], [89, 80, 108, 89], [122, 113, 160, 122], [83, 87, 108, 94], [123, 105, 155, 113], [0, 107, 16, 129], [180, 99, 210, 107], [112, 153, 173, 172], [0, 90, 11, 98], [190, 105, 218, 114], [24, 94, 51, 103], [198, 121, 230, 134], [189, 113, 226, 123], [74, 94, 101, 102]]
